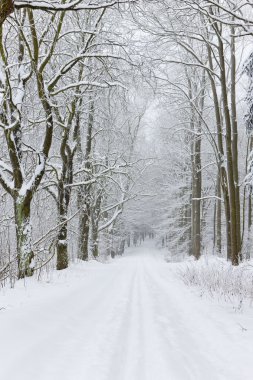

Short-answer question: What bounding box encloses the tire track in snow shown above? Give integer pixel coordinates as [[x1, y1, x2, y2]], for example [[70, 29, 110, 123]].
[[107, 255, 181, 380], [105, 256, 149, 380]]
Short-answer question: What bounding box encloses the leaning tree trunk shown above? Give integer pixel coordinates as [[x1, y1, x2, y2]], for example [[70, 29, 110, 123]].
[[14, 195, 34, 279]]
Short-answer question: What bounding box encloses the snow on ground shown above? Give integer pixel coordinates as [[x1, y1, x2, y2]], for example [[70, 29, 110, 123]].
[[1, 241, 253, 380]]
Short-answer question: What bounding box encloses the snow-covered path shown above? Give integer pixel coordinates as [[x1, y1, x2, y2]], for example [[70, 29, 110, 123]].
[[1, 243, 253, 380]]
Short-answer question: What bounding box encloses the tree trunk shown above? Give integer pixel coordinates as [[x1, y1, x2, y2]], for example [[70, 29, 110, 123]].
[[215, 172, 222, 254], [56, 124, 74, 270], [90, 215, 99, 258], [0, 0, 14, 26], [231, 25, 241, 258], [15, 196, 34, 279], [188, 71, 204, 260], [77, 98, 95, 261], [78, 204, 90, 261], [207, 41, 232, 260], [57, 219, 68, 270], [218, 37, 239, 265], [56, 174, 69, 270], [246, 193, 252, 260], [191, 134, 202, 260], [119, 239, 125, 255], [245, 138, 253, 260], [90, 193, 102, 259]]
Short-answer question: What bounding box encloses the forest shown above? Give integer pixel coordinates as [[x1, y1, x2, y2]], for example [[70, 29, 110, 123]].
[[1, 1, 253, 379], [0, 0, 253, 279], [0, 0, 252, 280]]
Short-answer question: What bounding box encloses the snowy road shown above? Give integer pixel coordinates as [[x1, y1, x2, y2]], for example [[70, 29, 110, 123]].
[[1, 243, 253, 380]]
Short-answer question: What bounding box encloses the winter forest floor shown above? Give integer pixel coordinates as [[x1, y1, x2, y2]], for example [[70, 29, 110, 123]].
[[1, 242, 253, 380]]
